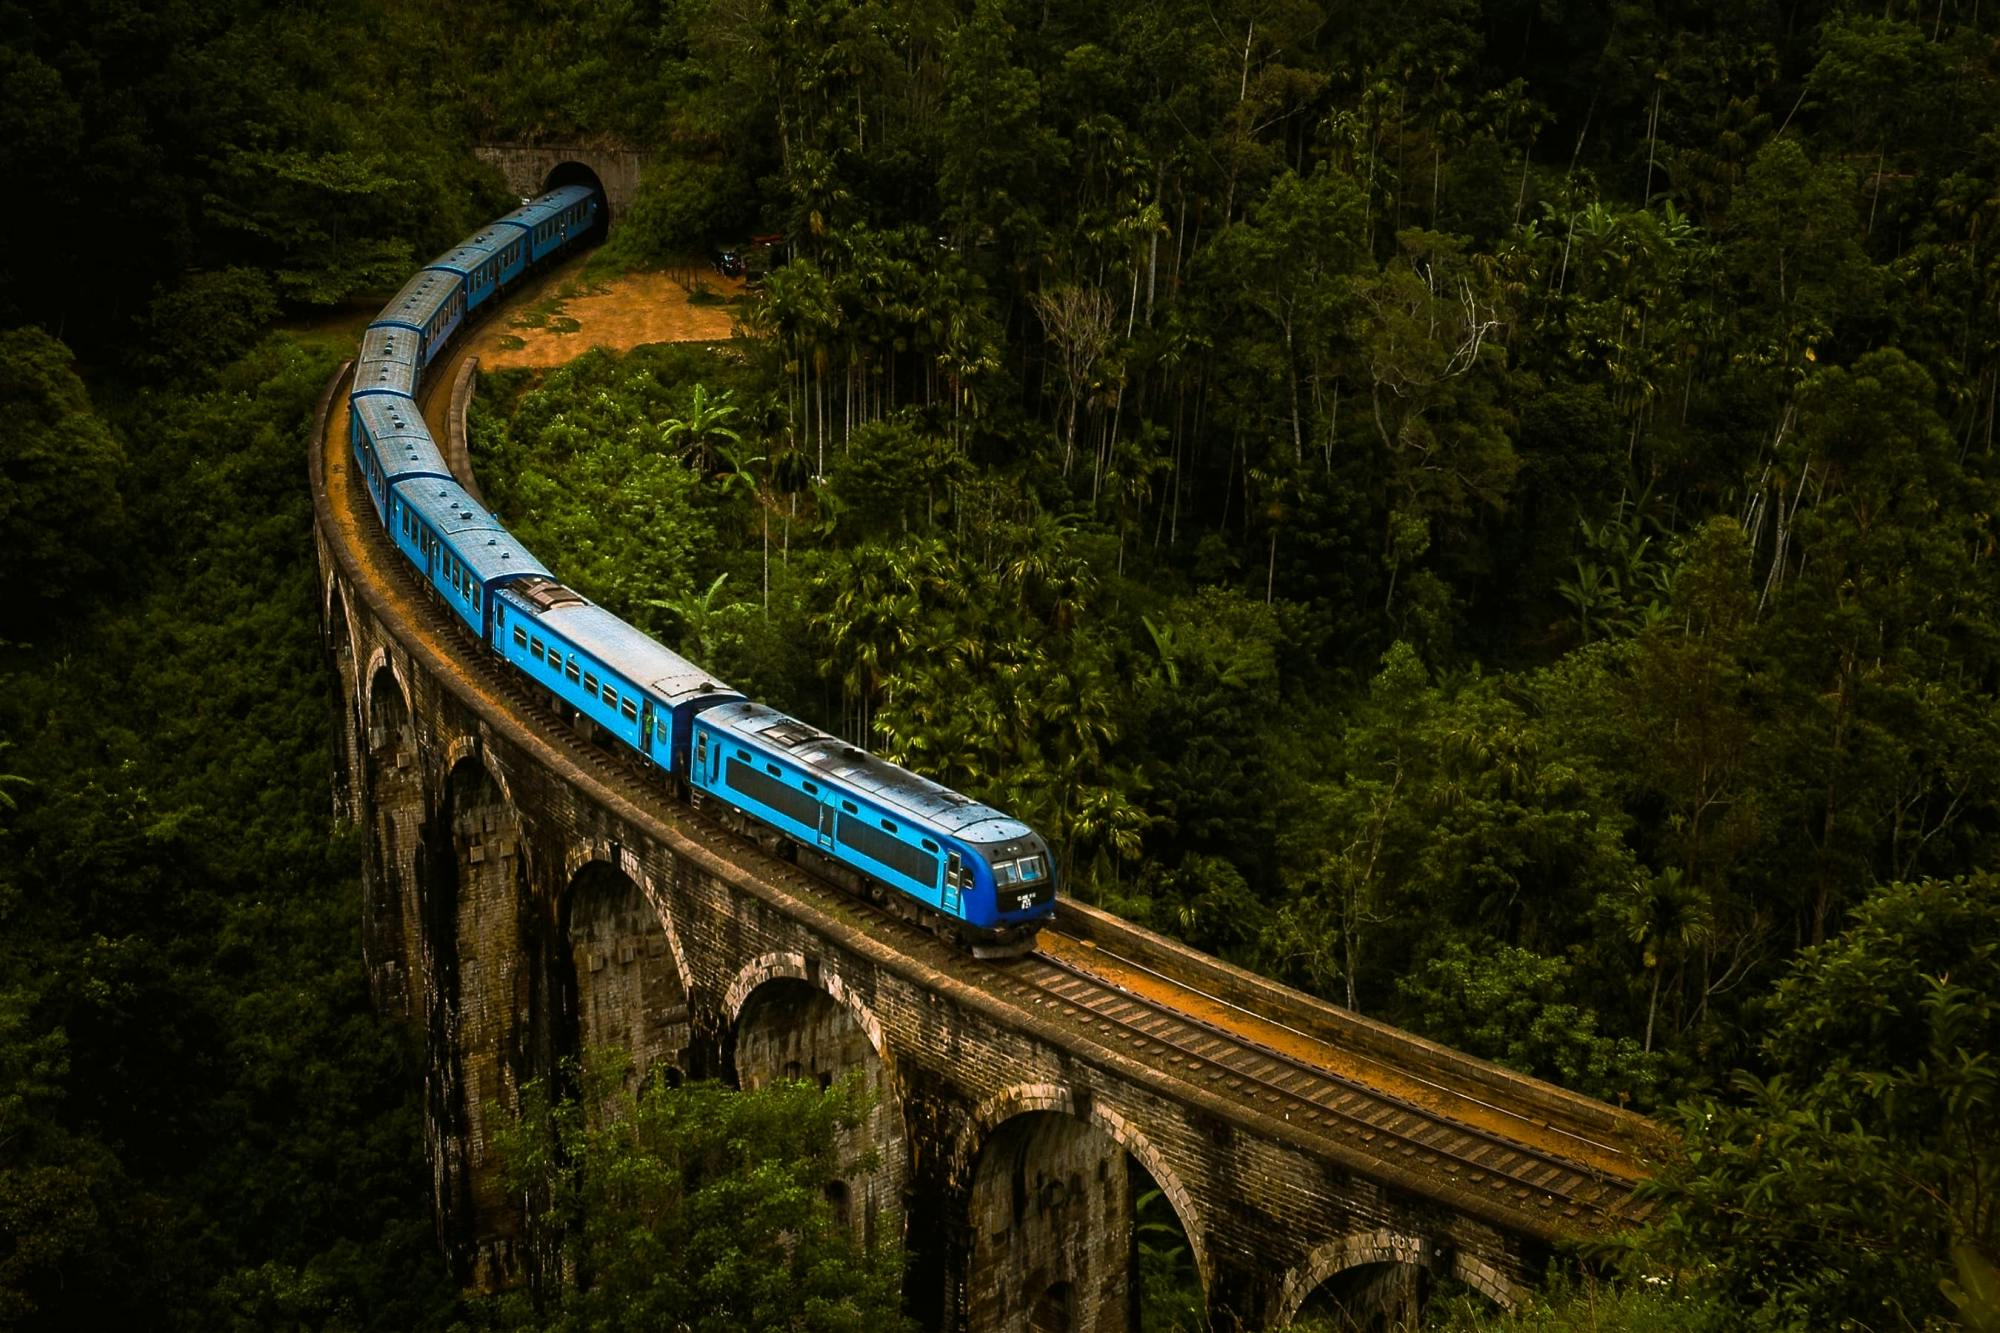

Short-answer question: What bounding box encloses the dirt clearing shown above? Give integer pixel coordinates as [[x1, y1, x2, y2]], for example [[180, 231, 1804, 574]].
[[457, 258, 745, 369]]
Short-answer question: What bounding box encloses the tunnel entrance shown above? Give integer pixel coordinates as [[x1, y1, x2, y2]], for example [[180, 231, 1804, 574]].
[[542, 161, 611, 242]]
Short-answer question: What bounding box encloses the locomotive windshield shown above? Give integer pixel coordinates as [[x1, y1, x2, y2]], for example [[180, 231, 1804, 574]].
[[992, 854, 1048, 887]]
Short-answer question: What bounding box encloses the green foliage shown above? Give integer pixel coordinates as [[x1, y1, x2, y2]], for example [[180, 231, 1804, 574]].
[[0, 332, 452, 1329], [0, 327, 129, 631], [1640, 875, 2000, 1329], [1424, 1271, 1744, 1331], [610, 158, 753, 264], [478, 1066, 913, 1333], [1395, 940, 1659, 1106], [15, 0, 2000, 1323]]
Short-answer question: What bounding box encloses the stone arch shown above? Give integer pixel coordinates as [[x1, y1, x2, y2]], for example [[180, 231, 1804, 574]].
[[542, 160, 612, 240], [565, 839, 691, 999], [722, 952, 891, 1070], [1448, 1253, 1523, 1311], [557, 840, 693, 1097], [441, 733, 515, 812], [1273, 1227, 1441, 1329], [324, 577, 360, 820], [725, 954, 903, 1254], [365, 649, 412, 751], [325, 575, 357, 686], [421, 749, 529, 1288], [964, 1102, 1141, 1333], [955, 1085, 1211, 1298], [361, 650, 421, 1019]]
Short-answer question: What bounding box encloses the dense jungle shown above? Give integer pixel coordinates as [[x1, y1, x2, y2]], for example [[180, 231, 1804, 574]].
[[2, 0, 1998, 1326]]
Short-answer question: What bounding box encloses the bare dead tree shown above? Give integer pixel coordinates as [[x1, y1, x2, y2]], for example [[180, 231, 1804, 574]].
[[1031, 283, 1117, 475]]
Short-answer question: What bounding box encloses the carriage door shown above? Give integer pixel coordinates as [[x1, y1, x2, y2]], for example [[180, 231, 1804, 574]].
[[944, 852, 964, 915], [695, 730, 709, 784], [816, 803, 835, 851]]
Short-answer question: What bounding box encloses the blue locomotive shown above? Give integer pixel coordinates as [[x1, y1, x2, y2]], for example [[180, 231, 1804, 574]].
[[346, 184, 1056, 956]]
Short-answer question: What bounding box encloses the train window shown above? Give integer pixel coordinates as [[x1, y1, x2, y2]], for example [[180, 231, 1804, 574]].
[[472, 588, 481, 611], [513, 627, 528, 648], [1019, 855, 1047, 881], [841, 800, 857, 814], [621, 700, 638, 721], [765, 763, 780, 776], [565, 659, 581, 682], [530, 639, 544, 660], [880, 819, 897, 833], [736, 749, 751, 762], [583, 671, 599, 693], [601, 683, 617, 705], [921, 839, 938, 852], [802, 781, 817, 794]]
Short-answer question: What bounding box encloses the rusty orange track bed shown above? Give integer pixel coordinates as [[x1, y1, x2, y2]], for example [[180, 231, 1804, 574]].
[[314, 323, 1656, 1246]]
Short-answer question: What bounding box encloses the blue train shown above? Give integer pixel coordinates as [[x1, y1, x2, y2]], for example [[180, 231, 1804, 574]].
[[347, 184, 1056, 956]]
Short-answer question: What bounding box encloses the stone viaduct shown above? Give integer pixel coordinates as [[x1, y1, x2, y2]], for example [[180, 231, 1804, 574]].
[[312, 209, 1656, 1326]]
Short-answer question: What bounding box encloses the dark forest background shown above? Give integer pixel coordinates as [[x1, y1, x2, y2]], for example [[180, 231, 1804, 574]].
[[2, 0, 1997, 1326]]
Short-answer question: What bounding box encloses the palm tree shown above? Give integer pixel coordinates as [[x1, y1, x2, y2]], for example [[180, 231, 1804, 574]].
[[659, 384, 742, 473], [644, 574, 752, 666], [1621, 867, 1715, 1053]]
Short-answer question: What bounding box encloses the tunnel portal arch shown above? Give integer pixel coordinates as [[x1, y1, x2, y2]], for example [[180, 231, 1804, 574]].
[[541, 161, 611, 242]]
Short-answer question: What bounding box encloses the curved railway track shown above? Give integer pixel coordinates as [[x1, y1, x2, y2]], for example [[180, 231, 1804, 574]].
[[317, 305, 1656, 1247]]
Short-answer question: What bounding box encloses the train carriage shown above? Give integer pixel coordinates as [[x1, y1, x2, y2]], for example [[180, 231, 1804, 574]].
[[427, 224, 529, 316], [493, 578, 741, 771], [387, 479, 549, 640], [372, 266, 466, 367], [690, 702, 1055, 951], [350, 396, 451, 523], [353, 325, 421, 401], [495, 184, 600, 264]]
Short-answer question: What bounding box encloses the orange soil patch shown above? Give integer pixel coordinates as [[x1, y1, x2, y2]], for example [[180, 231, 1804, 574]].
[[457, 259, 745, 370]]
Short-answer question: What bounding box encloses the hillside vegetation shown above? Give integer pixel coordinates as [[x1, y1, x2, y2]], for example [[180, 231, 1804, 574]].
[[2, 0, 1997, 1326]]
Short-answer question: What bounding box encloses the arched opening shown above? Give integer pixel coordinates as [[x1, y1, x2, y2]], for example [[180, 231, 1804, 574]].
[[542, 161, 610, 241], [1131, 1159, 1204, 1332], [367, 661, 410, 754], [1294, 1261, 1432, 1331], [733, 976, 903, 1254], [560, 857, 688, 1105], [326, 581, 355, 684], [419, 752, 526, 1289], [362, 661, 420, 1018], [325, 583, 358, 816], [966, 1112, 1133, 1333], [1031, 1280, 1075, 1333]]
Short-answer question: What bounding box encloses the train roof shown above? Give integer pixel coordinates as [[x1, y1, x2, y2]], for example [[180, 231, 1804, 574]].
[[397, 480, 550, 584], [702, 700, 1033, 842], [353, 325, 419, 397], [496, 578, 741, 706], [427, 225, 522, 275], [354, 397, 450, 477], [371, 266, 459, 332], [494, 185, 598, 233]]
